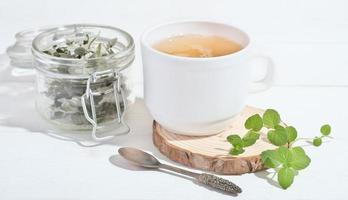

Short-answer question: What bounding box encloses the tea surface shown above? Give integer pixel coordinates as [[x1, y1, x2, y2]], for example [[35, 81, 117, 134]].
[[153, 34, 242, 57]]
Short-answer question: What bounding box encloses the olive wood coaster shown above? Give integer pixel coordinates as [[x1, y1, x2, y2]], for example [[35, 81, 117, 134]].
[[153, 106, 277, 175]]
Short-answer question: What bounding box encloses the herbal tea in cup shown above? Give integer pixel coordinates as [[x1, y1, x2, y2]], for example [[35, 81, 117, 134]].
[[153, 34, 242, 58]]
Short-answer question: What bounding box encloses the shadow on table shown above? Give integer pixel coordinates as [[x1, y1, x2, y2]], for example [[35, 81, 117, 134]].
[[254, 170, 281, 189], [0, 79, 151, 145], [0, 54, 181, 165], [109, 154, 238, 197]]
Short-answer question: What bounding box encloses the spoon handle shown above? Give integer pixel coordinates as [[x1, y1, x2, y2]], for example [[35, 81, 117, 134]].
[[159, 163, 200, 178], [197, 173, 242, 194], [159, 163, 242, 194]]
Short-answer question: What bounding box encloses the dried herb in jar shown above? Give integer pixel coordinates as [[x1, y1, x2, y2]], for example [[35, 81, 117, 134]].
[[38, 33, 129, 129]]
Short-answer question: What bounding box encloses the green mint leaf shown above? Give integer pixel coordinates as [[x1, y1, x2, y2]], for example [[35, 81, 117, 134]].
[[242, 130, 260, 147], [227, 135, 243, 146], [320, 124, 331, 136], [278, 167, 295, 189], [267, 125, 288, 146], [244, 114, 263, 131], [285, 126, 297, 143], [261, 149, 282, 168], [289, 147, 311, 170], [313, 137, 322, 147], [229, 145, 245, 155], [262, 109, 281, 128], [277, 146, 292, 165]]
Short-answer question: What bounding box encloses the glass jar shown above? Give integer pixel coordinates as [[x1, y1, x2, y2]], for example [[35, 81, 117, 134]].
[[32, 24, 135, 141]]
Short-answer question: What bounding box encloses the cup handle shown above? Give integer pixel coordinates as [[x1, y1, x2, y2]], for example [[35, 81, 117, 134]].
[[248, 54, 274, 93]]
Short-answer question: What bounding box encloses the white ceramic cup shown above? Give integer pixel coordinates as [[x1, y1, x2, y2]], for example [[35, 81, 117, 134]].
[[141, 21, 273, 136]]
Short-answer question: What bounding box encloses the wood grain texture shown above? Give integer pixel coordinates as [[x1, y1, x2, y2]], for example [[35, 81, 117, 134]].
[[153, 106, 277, 175]]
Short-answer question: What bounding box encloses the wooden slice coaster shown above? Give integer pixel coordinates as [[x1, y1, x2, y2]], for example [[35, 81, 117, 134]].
[[153, 106, 277, 175]]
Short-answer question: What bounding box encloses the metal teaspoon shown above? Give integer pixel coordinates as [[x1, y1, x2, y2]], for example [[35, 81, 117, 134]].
[[118, 147, 242, 194]]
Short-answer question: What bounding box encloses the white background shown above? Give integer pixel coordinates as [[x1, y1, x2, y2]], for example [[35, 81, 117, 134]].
[[0, 0, 348, 199], [1, 0, 348, 86]]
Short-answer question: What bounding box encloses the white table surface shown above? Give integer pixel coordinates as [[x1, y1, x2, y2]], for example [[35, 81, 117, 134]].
[[1, 0, 348, 199]]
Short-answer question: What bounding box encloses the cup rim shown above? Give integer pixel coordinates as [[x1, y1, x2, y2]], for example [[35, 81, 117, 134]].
[[140, 20, 251, 61]]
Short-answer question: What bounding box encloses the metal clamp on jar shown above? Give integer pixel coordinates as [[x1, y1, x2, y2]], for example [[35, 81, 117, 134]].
[[82, 70, 129, 141], [31, 24, 135, 141]]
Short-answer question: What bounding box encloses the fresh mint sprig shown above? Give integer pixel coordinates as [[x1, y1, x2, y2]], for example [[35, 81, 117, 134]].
[[226, 109, 332, 189], [312, 124, 331, 146]]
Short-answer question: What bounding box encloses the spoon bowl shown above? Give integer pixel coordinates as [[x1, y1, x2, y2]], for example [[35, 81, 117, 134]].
[[118, 147, 161, 168]]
